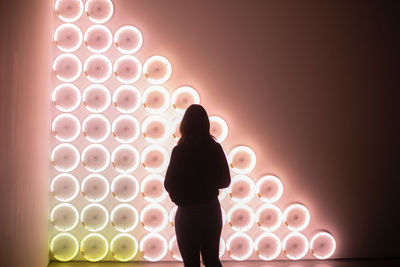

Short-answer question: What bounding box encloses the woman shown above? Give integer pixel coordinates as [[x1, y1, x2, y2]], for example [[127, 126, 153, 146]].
[[165, 104, 231, 267]]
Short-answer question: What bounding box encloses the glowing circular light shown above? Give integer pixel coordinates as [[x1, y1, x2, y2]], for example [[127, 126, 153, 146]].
[[81, 144, 110, 172], [112, 115, 140, 143], [113, 85, 141, 113], [219, 237, 226, 258], [80, 233, 109, 262], [111, 174, 139, 202], [141, 115, 169, 143], [51, 143, 80, 172], [256, 175, 283, 203], [209, 115, 228, 143], [82, 114, 110, 143], [169, 206, 177, 227], [282, 232, 309, 260], [111, 144, 140, 173], [283, 203, 310, 232], [84, 25, 112, 53], [254, 232, 281, 260], [168, 235, 182, 261], [113, 55, 142, 83], [85, 0, 114, 24], [228, 175, 255, 203], [53, 53, 82, 82], [82, 84, 111, 113], [110, 233, 138, 262], [227, 204, 255, 232], [170, 115, 183, 141], [54, 23, 83, 52], [141, 174, 167, 203], [171, 86, 200, 113], [139, 232, 168, 262], [141, 144, 169, 173], [51, 113, 81, 142], [226, 232, 254, 261], [81, 174, 110, 202], [52, 83, 81, 112], [218, 187, 229, 201], [114, 25, 143, 54], [140, 204, 168, 232], [228, 146, 256, 174], [310, 232, 336, 259], [50, 203, 79, 232], [50, 233, 79, 262], [110, 204, 139, 232], [142, 86, 170, 114], [55, 0, 84, 23], [143, 55, 172, 85], [255, 204, 282, 232], [84, 54, 112, 83], [51, 173, 80, 202], [221, 207, 227, 226], [81, 203, 109, 232]]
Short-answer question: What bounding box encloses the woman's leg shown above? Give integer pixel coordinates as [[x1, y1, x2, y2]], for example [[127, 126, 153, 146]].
[[200, 203, 223, 267]]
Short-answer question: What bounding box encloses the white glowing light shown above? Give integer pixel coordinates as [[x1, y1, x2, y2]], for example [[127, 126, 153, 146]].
[[110, 204, 139, 232], [52, 83, 81, 112], [140, 203, 168, 232], [141, 115, 169, 143], [141, 174, 167, 203], [84, 25, 112, 53], [228, 175, 255, 203], [53, 53, 82, 82], [218, 187, 229, 201], [81, 144, 110, 172], [113, 85, 141, 113], [51, 143, 80, 172], [142, 86, 170, 114], [141, 144, 169, 173], [51, 173, 80, 202], [85, 0, 114, 24], [83, 84, 111, 113], [140, 232, 168, 262], [54, 23, 83, 52], [82, 114, 111, 143], [110, 233, 139, 262], [84, 54, 112, 83], [81, 174, 110, 202], [282, 232, 309, 260], [143, 55, 172, 85], [113, 55, 142, 83], [171, 86, 200, 113], [256, 175, 283, 203], [219, 237, 226, 258], [112, 115, 140, 143], [168, 236, 182, 261], [52, 113, 81, 142], [114, 25, 143, 54], [111, 174, 139, 202], [81, 203, 109, 232], [50, 233, 79, 262], [228, 145, 257, 174], [80, 233, 109, 262], [111, 144, 140, 173], [221, 207, 227, 226], [55, 0, 84, 23], [169, 206, 177, 227], [226, 232, 254, 261], [254, 232, 281, 261], [50, 203, 79, 232], [255, 204, 282, 232], [283, 203, 311, 232], [310, 232, 336, 259], [227, 203, 255, 232], [209, 115, 228, 143]]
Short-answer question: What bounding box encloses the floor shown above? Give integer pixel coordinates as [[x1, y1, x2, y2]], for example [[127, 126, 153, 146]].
[[48, 258, 400, 267]]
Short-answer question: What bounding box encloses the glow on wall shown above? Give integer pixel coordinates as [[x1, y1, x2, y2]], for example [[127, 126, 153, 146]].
[[50, 0, 336, 262]]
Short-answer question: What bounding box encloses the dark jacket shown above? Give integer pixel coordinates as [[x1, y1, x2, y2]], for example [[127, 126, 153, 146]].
[[164, 139, 231, 206]]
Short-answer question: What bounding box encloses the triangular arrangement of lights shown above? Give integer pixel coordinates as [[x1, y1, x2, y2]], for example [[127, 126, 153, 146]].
[[49, 0, 336, 262]]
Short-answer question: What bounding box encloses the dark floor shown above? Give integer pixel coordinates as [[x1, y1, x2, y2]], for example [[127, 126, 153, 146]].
[[48, 258, 400, 267]]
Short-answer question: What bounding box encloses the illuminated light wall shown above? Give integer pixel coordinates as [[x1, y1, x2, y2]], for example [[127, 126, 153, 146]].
[[49, 0, 336, 262]]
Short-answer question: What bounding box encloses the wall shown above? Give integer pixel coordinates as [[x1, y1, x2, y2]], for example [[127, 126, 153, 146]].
[[0, 0, 51, 266]]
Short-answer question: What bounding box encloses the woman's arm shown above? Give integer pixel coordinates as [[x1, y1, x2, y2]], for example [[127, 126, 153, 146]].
[[215, 143, 231, 188], [164, 146, 182, 202]]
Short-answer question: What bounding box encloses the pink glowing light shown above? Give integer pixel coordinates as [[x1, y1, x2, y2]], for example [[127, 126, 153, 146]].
[[53, 53, 82, 82], [141, 115, 169, 143], [52, 83, 81, 112], [254, 232, 281, 260], [113, 85, 141, 113], [81, 174, 110, 202], [82, 114, 111, 143], [310, 232, 336, 259], [143, 55, 172, 85], [140, 233, 168, 261], [51, 173, 80, 202], [112, 115, 140, 143], [228, 145, 256, 174], [141, 144, 169, 173], [140, 204, 168, 232], [227, 203, 255, 232], [283, 203, 311, 232], [282, 232, 309, 260], [52, 113, 81, 142], [83, 84, 111, 113], [84, 54, 112, 83], [113, 55, 142, 83], [228, 175, 255, 203], [256, 175, 284, 203], [141, 174, 168, 203], [85, 0, 114, 24], [142, 86, 170, 114], [171, 86, 200, 113], [226, 232, 254, 261], [111, 144, 140, 173], [81, 144, 110, 172], [81, 203, 109, 232], [114, 25, 143, 54], [209, 115, 228, 143], [54, 23, 83, 52], [168, 236, 182, 261], [50, 203, 79, 232], [110, 204, 139, 232], [111, 174, 139, 202], [255, 204, 282, 232], [51, 143, 80, 172], [84, 25, 112, 53], [55, 0, 84, 23]]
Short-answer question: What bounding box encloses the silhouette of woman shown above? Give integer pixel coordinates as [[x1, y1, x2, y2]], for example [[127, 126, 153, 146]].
[[165, 104, 231, 267]]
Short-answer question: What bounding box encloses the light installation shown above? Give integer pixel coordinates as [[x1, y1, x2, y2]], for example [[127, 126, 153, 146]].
[[49, 0, 336, 262]]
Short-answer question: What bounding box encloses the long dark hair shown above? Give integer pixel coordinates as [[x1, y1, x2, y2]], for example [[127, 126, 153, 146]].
[[178, 104, 215, 144]]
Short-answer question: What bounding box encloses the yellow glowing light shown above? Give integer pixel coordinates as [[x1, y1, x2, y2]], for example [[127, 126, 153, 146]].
[[80, 233, 109, 262], [81, 203, 109, 232], [50, 233, 79, 262], [110, 233, 139, 261]]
